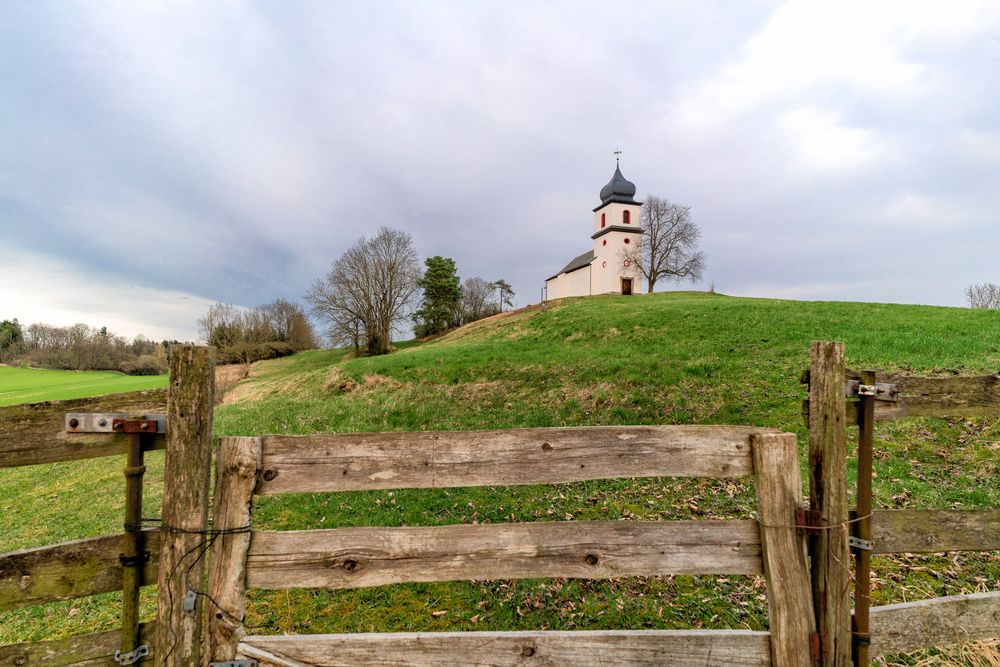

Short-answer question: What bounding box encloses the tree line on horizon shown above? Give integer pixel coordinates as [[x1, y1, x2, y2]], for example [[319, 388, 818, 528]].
[[0, 319, 181, 374]]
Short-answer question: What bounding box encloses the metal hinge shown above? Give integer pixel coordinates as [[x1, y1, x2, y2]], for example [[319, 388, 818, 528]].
[[848, 535, 873, 551], [114, 644, 149, 665], [209, 661, 258, 667], [845, 379, 898, 402], [796, 508, 824, 535], [65, 413, 167, 434], [809, 632, 827, 661]]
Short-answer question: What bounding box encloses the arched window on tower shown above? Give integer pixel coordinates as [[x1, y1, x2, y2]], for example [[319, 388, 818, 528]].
[[623, 210, 631, 224], [601, 213, 606, 228]]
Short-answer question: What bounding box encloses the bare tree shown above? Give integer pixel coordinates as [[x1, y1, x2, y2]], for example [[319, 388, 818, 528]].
[[261, 298, 317, 351], [622, 195, 706, 293], [966, 282, 1000, 309], [198, 302, 272, 377], [460, 277, 499, 323], [306, 227, 421, 355]]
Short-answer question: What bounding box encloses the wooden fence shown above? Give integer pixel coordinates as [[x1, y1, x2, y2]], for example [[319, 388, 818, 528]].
[[0, 342, 997, 666]]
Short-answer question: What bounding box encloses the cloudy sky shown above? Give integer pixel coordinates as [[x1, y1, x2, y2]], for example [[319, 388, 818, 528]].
[[2, 1, 998, 340]]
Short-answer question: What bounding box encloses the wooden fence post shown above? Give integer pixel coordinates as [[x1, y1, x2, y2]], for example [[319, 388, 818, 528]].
[[155, 345, 215, 666], [752, 432, 816, 666], [808, 341, 851, 666], [203, 437, 261, 665]]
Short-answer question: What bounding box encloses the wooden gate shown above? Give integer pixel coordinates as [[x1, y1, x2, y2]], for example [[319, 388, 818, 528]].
[[203, 427, 815, 666]]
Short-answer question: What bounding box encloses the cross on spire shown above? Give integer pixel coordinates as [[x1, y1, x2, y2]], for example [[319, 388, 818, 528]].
[[613, 148, 622, 165]]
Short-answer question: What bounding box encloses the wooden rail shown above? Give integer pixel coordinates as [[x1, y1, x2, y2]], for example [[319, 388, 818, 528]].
[[0, 531, 160, 612], [801, 371, 1000, 424], [255, 425, 769, 494], [237, 630, 773, 667], [0, 390, 167, 468], [869, 590, 1000, 658], [245, 520, 763, 590], [0, 622, 156, 666], [871, 509, 1000, 553]]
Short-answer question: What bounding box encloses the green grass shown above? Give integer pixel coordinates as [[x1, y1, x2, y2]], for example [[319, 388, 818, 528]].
[[2, 292, 999, 663], [0, 365, 166, 407]]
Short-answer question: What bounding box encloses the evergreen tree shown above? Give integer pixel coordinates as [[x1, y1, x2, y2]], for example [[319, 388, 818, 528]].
[[491, 279, 515, 312], [414, 256, 462, 336]]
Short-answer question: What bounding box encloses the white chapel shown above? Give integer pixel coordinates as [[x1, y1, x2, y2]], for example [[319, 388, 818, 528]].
[[544, 161, 645, 300]]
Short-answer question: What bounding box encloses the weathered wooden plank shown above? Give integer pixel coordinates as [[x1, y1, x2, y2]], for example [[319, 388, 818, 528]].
[[0, 622, 155, 666], [807, 341, 851, 666], [849, 371, 1000, 420], [155, 346, 215, 667], [0, 390, 167, 468], [802, 373, 1000, 423], [204, 437, 262, 665], [239, 630, 773, 666], [871, 510, 1000, 553], [256, 425, 771, 495], [0, 531, 160, 612], [751, 433, 815, 666], [245, 520, 762, 590], [869, 590, 1000, 658]]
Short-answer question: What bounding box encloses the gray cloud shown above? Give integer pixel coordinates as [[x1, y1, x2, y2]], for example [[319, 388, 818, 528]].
[[2, 1, 999, 339]]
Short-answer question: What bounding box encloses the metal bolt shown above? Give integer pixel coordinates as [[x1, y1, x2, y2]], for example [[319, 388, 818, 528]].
[[68, 418, 79, 429], [139, 422, 149, 431], [98, 418, 108, 427]]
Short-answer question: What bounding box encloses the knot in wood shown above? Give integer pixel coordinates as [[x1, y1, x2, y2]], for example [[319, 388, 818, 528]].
[[521, 645, 536, 657], [584, 553, 599, 566], [541, 442, 552, 451], [343, 559, 358, 571], [262, 469, 278, 482], [13, 655, 27, 666]]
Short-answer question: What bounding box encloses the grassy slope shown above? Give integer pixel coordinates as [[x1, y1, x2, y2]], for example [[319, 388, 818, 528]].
[[0, 365, 167, 407], [2, 293, 998, 661]]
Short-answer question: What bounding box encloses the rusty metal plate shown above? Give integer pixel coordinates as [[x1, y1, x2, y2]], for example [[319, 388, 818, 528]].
[[65, 413, 167, 434]]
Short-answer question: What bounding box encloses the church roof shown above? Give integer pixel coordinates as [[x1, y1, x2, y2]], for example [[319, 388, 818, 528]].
[[594, 164, 640, 210], [546, 249, 594, 281]]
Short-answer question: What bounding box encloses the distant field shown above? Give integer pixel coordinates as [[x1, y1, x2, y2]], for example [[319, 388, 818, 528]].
[[0, 365, 167, 407]]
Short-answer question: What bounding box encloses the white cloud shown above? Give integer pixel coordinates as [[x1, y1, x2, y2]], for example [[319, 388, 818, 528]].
[[776, 106, 886, 173], [0, 247, 216, 340]]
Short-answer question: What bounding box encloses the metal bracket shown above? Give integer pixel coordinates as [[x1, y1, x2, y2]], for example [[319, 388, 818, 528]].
[[848, 535, 873, 551], [795, 508, 824, 535], [118, 551, 150, 568], [845, 379, 898, 402], [66, 413, 167, 434], [114, 644, 149, 665], [809, 632, 827, 661], [209, 661, 258, 667], [182, 589, 198, 614]]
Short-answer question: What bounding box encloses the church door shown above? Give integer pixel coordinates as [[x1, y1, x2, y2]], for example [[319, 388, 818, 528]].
[[621, 278, 633, 295]]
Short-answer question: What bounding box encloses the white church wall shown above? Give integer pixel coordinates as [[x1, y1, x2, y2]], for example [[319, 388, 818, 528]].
[[546, 265, 592, 300], [593, 202, 640, 232]]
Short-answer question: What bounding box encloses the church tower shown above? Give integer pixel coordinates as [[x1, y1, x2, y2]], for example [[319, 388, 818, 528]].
[[591, 159, 644, 295]]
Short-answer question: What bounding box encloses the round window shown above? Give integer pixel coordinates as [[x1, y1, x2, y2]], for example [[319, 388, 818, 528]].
[[602, 239, 607, 246], [624, 259, 631, 267], [624, 238, 630, 244], [602, 261, 607, 268]]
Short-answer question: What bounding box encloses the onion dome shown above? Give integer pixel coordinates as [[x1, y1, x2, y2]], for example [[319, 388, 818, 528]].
[[596, 164, 639, 209]]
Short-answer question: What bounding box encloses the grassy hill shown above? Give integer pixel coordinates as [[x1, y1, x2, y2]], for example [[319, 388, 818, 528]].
[[0, 365, 166, 407], [2, 292, 998, 662]]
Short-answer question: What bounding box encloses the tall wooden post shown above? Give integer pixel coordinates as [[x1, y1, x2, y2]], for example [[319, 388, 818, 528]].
[[155, 346, 215, 666], [852, 370, 876, 666], [203, 437, 261, 665], [808, 341, 851, 666], [752, 432, 817, 666]]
